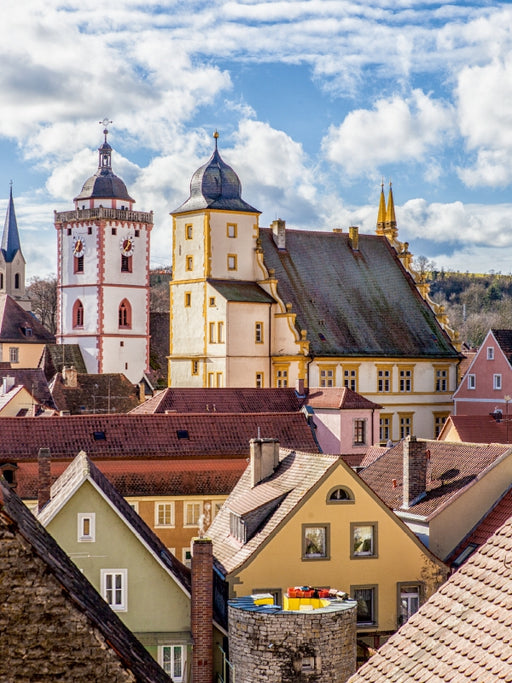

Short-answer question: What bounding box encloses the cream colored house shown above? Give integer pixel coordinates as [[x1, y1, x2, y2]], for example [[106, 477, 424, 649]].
[[0, 294, 55, 367], [169, 138, 461, 439]]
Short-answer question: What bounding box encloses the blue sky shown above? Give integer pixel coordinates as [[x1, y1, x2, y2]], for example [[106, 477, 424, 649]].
[[2, 0, 512, 278]]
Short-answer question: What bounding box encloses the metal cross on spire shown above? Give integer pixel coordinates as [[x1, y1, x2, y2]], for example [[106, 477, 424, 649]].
[[99, 118, 113, 142]]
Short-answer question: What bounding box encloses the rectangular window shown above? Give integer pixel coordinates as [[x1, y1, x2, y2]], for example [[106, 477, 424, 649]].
[[209, 322, 216, 343], [184, 501, 202, 527], [217, 322, 224, 343], [209, 297, 216, 307], [275, 367, 288, 387], [159, 645, 186, 682], [121, 255, 132, 273], [377, 368, 392, 392], [227, 223, 237, 238], [77, 513, 95, 542], [320, 367, 335, 387], [467, 373, 476, 390], [186, 255, 193, 271], [352, 586, 377, 626], [184, 292, 191, 307], [398, 584, 421, 627], [74, 255, 84, 274], [191, 360, 199, 376], [255, 321, 264, 344], [399, 367, 412, 392], [302, 524, 329, 560], [487, 346, 494, 360], [435, 368, 448, 392], [434, 413, 449, 437], [227, 254, 237, 271], [353, 419, 366, 445], [101, 569, 127, 611], [9, 347, 19, 364], [182, 548, 192, 568], [379, 415, 392, 443], [351, 523, 377, 558], [399, 413, 413, 439], [256, 372, 264, 388], [230, 512, 246, 543], [208, 372, 214, 387], [216, 372, 223, 387], [343, 366, 358, 391], [155, 502, 175, 527], [494, 374, 502, 390], [185, 224, 193, 239]]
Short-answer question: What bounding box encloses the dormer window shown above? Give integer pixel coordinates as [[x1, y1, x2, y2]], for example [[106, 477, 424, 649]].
[[23, 326, 33, 337], [230, 512, 247, 544]]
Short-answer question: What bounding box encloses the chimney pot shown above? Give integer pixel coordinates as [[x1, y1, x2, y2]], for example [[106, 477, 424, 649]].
[[271, 219, 286, 249], [250, 437, 280, 487]]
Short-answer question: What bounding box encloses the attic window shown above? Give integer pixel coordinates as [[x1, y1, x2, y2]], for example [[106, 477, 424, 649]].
[[230, 512, 247, 544], [327, 486, 354, 503], [451, 543, 478, 569], [93, 430, 106, 441], [318, 333, 326, 341], [23, 327, 33, 337], [177, 429, 189, 440]]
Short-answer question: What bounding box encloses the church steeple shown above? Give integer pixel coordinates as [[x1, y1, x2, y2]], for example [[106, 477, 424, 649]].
[[2, 184, 22, 263], [376, 181, 386, 235], [386, 182, 397, 231]]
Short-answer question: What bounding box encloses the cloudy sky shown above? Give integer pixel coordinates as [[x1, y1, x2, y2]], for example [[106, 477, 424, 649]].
[[2, 0, 512, 279]]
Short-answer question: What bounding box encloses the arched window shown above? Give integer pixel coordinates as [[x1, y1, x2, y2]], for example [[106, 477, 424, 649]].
[[327, 486, 354, 504], [14, 273, 20, 289], [73, 300, 84, 328], [119, 299, 132, 328]]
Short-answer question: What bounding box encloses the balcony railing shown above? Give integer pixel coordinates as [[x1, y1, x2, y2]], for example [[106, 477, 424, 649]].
[[54, 207, 153, 224]]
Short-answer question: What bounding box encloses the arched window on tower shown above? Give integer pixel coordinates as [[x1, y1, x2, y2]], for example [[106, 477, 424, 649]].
[[73, 300, 84, 328], [118, 299, 132, 329], [14, 273, 20, 289]]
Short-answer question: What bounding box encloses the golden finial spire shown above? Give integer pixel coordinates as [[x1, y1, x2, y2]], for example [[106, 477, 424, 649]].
[[213, 130, 219, 150], [386, 181, 397, 228], [376, 179, 386, 235]]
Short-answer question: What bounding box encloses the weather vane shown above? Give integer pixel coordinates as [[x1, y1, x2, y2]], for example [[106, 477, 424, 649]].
[[99, 118, 113, 142]]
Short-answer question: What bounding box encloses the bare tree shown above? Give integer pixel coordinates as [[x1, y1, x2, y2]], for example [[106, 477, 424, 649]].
[[27, 275, 58, 334]]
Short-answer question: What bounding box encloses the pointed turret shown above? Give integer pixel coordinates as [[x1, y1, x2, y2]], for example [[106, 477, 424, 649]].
[[386, 182, 397, 230], [2, 185, 22, 263], [376, 181, 386, 235]]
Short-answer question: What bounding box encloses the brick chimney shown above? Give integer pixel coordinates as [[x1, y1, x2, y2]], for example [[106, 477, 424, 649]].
[[62, 365, 78, 388], [191, 538, 213, 683], [38, 448, 51, 512], [271, 218, 286, 250], [250, 438, 280, 487], [402, 436, 428, 509]]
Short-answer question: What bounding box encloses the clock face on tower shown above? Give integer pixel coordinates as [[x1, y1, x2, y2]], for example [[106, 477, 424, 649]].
[[72, 235, 86, 258], [120, 235, 135, 256]]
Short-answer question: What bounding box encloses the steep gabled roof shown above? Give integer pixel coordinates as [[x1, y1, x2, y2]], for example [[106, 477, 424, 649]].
[[491, 328, 512, 364], [0, 294, 55, 343], [0, 367, 55, 408], [39, 344, 87, 379], [1, 186, 22, 262], [50, 372, 139, 414], [0, 412, 319, 460], [359, 439, 512, 519], [307, 387, 381, 410], [0, 479, 171, 683], [440, 414, 512, 444], [259, 228, 460, 359], [348, 514, 512, 682], [131, 387, 307, 415]]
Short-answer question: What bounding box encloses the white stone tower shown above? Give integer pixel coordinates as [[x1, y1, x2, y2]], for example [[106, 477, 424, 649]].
[[55, 123, 152, 383]]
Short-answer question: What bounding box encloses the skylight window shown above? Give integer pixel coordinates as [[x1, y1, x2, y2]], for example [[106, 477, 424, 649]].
[[177, 429, 189, 439]]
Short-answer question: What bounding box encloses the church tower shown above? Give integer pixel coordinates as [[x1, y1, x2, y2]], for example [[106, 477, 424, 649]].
[[54, 123, 152, 383], [0, 185, 31, 311]]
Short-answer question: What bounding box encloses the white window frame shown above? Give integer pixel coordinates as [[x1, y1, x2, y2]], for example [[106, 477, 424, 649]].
[[182, 548, 192, 568], [9, 347, 19, 364], [155, 502, 175, 528], [101, 569, 127, 611], [487, 346, 494, 360], [184, 501, 203, 528], [77, 513, 95, 542], [467, 373, 476, 390], [159, 644, 187, 682], [493, 374, 502, 390]]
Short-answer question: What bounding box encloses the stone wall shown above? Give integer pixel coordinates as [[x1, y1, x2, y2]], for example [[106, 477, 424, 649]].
[[0, 516, 138, 683], [228, 596, 357, 682]]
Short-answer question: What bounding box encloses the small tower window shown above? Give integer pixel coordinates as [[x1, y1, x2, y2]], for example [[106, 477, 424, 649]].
[[121, 255, 132, 273], [73, 300, 84, 328], [14, 273, 20, 289], [119, 299, 132, 328], [74, 256, 84, 274], [0, 272, 3, 289]]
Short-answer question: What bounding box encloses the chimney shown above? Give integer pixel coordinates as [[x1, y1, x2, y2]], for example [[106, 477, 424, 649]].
[[402, 436, 427, 509], [62, 365, 78, 388], [295, 377, 305, 396], [38, 448, 51, 512], [271, 219, 286, 250], [250, 438, 280, 487], [348, 226, 359, 251], [2, 376, 15, 394], [191, 538, 213, 683]]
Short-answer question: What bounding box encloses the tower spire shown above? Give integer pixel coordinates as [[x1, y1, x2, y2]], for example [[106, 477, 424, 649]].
[[376, 180, 386, 235], [386, 182, 397, 229], [2, 183, 22, 262]]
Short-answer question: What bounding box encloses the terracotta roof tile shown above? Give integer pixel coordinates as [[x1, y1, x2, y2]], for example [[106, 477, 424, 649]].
[[50, 372, 140, 414], [0, 294, 55, 343], [442, 414, 512, 445], [348, 514, 512, 682], [306, 387, 381, 410], [0, 368, 55, 408]]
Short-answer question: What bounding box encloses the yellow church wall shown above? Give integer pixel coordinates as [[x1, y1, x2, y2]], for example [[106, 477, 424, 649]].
[[228, 462, 447, 635]]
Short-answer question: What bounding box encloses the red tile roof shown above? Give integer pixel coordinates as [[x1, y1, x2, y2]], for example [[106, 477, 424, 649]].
[[0, 412, 318, 460], [441, 414, 512, 444], [359, 439, 511, 518], [131, 387, 307, 414], [348, 513, 512, 682], [0, 294, 55, 343], [306, 387, 381, 410]]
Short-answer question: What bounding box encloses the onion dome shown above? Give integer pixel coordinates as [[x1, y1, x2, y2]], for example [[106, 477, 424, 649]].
[[173, 132, 259, 214], [74, 125, 134, 203]]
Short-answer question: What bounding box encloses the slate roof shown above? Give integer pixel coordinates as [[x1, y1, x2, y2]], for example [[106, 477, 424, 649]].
[[132, 387, 307, 414], [0, 478, 171, 683], [74, 139, 134, 202], [16, 458, 247, 499], [38, 451, 192, 596], [0, 367, 55, 408], [39, 344, 87, 380], [0, 294, 55, 343], [307, 387, 381, 410], [1, 186, 22, 262], [0, 412, 318, 460], [50, 372, 140, 414], [347, 514, 512, 682], [208, 448, 339, 576], [491, 328, 512, 364], [259, 228, 460, 359], [440, 415, 512, 444], [359, 440, 512, 519], [209, 280, 276, 303]]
